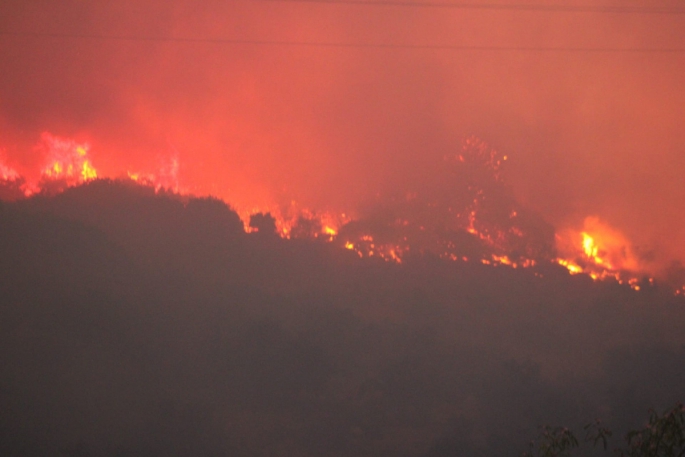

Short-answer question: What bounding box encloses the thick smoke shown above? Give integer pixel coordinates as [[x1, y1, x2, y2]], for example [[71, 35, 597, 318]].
[[1, 181, 684, 456], [2, 3, 685, 455], [1, 0, 684, 269]]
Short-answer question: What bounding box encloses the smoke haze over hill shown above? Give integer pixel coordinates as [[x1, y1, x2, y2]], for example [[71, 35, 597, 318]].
[[1, 2, 685, 455], [1, 0, 685, 269]]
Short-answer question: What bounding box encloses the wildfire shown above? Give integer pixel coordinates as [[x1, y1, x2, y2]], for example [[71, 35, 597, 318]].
[[40, 133, 98, 184], [0, 157, 33, 200], [0, 132, 675, 295], [235, 205, 349, 239], [1, 133, 190, 200], [0, 160, 20, 182], [582, 233, 599, 261], [490, 254, 535, 269], [339, 234, 406, 263], [554, 217, 647, 290]]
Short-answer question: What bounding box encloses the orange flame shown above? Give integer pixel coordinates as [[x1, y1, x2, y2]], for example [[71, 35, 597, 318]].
[[0, 160, 21, 182], [40, 133, 97, 184], [0, 133, 677, 295], [555, 217, 646, 289]]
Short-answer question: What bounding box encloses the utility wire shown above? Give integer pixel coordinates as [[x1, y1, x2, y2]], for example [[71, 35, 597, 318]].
[[259, 0, 685, 14], [2, 31, 684, 53]]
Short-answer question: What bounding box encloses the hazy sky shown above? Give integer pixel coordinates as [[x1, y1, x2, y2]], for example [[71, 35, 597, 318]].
[[1, 0, 684, 267]]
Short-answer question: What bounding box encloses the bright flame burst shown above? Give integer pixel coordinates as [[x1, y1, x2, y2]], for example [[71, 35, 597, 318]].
[[40, 133, 98, 183], [555, 217, 645, 290], [0, 132, 669, 294]]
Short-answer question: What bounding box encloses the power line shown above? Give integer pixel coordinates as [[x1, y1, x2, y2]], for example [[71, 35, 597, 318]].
[[259, 0, 685, 14], [2, 31, 684, 53]]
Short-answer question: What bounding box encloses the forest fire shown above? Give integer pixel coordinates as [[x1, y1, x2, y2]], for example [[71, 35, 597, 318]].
[[0, 161, 20, 182], [554, 217, 647, 290], [0, 132, 667, 294], [3, 3, 684, 455], [0, 157, 34, 200], [39, 133, 97, 184]]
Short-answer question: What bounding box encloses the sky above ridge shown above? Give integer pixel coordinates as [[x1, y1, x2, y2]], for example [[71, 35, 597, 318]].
[[1, 0, 684, 270]]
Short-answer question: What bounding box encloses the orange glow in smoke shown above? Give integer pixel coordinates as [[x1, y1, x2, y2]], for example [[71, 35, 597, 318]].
[[0, 132, 670, 294], [0, 160, 20, 182]]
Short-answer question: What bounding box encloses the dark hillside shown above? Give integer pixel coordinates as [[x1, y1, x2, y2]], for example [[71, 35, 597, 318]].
[[1, 181, 684, 456]]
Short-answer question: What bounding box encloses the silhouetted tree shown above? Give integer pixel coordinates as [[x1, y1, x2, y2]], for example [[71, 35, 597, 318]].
[[521, 403, 685, 457], [249, 212, 278, 235]]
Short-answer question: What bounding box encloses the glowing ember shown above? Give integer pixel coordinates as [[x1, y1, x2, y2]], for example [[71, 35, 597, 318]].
[[557, 259, 583, 275]]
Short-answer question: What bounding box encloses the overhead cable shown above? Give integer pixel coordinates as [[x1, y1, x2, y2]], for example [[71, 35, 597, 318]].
[[2, 31, 684, 53], [259, 0, 685, 14]]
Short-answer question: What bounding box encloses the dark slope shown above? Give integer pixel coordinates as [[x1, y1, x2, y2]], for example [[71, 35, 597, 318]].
[[1, 181, 684, 457]]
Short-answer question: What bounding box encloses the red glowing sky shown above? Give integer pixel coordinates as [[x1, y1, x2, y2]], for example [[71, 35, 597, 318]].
[[1, 0, 685, 268]]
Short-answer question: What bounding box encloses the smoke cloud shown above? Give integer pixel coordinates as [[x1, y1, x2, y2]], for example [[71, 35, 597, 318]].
[[1, 0, 684, 270]]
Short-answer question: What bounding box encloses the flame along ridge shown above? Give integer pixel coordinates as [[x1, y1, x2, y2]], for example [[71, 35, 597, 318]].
[[0, 133, 672, 294]]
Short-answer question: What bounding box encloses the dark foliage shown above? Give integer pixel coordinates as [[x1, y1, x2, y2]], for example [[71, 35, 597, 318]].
[[0, 181, 683, 456]]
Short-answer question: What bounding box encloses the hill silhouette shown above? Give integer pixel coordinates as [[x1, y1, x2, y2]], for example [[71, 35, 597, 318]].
[[1, 180, 684, 456]]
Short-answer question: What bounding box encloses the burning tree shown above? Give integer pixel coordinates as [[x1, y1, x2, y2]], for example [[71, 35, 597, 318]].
[[337, 136, 556, 266]]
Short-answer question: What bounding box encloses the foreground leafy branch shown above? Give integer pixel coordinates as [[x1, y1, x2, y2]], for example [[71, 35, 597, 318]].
[[521, 402, 685, 457]]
